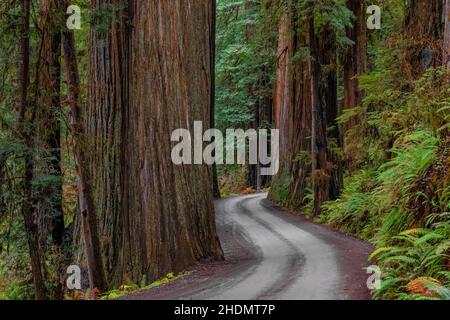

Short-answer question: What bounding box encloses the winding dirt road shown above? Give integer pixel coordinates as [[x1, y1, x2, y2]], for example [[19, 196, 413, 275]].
[[125, 193, 374, 300]]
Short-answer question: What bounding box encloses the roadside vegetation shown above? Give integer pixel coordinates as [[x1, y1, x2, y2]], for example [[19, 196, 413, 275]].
[[215, 0, 450, 300]]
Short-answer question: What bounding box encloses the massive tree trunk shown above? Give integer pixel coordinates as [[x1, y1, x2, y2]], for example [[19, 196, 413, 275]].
[[88, 0, 223, 287], [270, 7, 312, 210], [19, 0, 48, 300], [405, 0, 444, 78]]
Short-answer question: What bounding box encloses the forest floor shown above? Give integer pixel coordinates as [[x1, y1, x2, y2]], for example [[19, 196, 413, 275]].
[[123, 193, 374, 300]]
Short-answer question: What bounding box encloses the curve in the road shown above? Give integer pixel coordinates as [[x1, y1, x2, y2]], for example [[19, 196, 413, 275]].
[[194, 193, 341, 300], [124, 193, 373, 300]]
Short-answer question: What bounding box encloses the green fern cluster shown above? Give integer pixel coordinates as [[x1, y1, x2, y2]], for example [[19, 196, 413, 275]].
[[370, 215, 450, 300], [319, 64, 450, 300], [321, 130, 439, 243]]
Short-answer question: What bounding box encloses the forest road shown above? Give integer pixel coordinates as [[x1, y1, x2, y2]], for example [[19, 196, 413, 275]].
[[124, 193, 374, 300]]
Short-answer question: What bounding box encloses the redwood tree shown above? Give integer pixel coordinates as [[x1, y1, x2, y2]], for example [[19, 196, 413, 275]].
[[342, 0, 366, 129], [404, 0, 444, 78], [36, 0, 65, 298], [88, 0, 223, 287], [308, 13, 332, 217], [270, 7, 313, 210]]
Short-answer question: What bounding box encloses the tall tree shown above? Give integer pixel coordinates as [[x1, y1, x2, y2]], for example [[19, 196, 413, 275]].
[[88, 0, 223, 287], [343, 0, 366, 129], [308, 12, 332, 217], [318, 26, 342, 201], [270, 5, 313, 210], [211, 0, 221, 199], [36, 0, 64, 298], [18, 0, 48, 300], [61, 0, 108, 291]]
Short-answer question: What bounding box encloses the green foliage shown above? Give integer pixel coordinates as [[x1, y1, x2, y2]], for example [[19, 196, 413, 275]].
[[0, 0, 91, 299], [319, 169, 379, 238], [371, 219, 450, 300], [270, 174, 290, 206], [100, 272, 190, 300], [216, 0, 277, 132], [320, 51, 450, 299], [0, 235, 35, 300]]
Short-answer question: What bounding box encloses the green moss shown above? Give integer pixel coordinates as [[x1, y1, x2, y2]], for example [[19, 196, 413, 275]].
[[100, 272, 190, 300]]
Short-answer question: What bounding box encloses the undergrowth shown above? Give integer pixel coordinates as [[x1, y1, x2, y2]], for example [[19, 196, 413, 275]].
[[65, 272, 190, 300], [319, 65, 450, 300]]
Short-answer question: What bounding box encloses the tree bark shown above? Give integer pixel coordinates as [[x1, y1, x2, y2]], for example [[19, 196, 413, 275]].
[[318, 27, 342, 200], [36, 0, 64, 299], [343, 0, 366, 128], [211, 0, 221, 199], [444, 0, 450, 68], [405, 0, 444, 78], [39, 0, 64, 248], [61, 0, 108, 290], [88, 0, 223, 287], [270, 7, 312, 210], [18, 0, 48, 300], [308, 14, 331, 217]]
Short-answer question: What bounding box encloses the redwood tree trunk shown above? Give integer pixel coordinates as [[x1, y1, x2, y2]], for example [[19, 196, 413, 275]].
[[308, 14, 332, 217], [88, 0, 223, 287], [318, 27, 342, 200], [343, 0, 366, 132], [270, 8, 312, 210], [405, 0, 444, 78]]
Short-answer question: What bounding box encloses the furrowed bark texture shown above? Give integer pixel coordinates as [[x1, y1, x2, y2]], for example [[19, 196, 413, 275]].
[[270, 9, 312, 210], [308, 15, 331, 217], [342, 0, 366, 169], [88, 0, 223, 287], [405, 0, 444, 78], [343, 0, 366, 114]]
